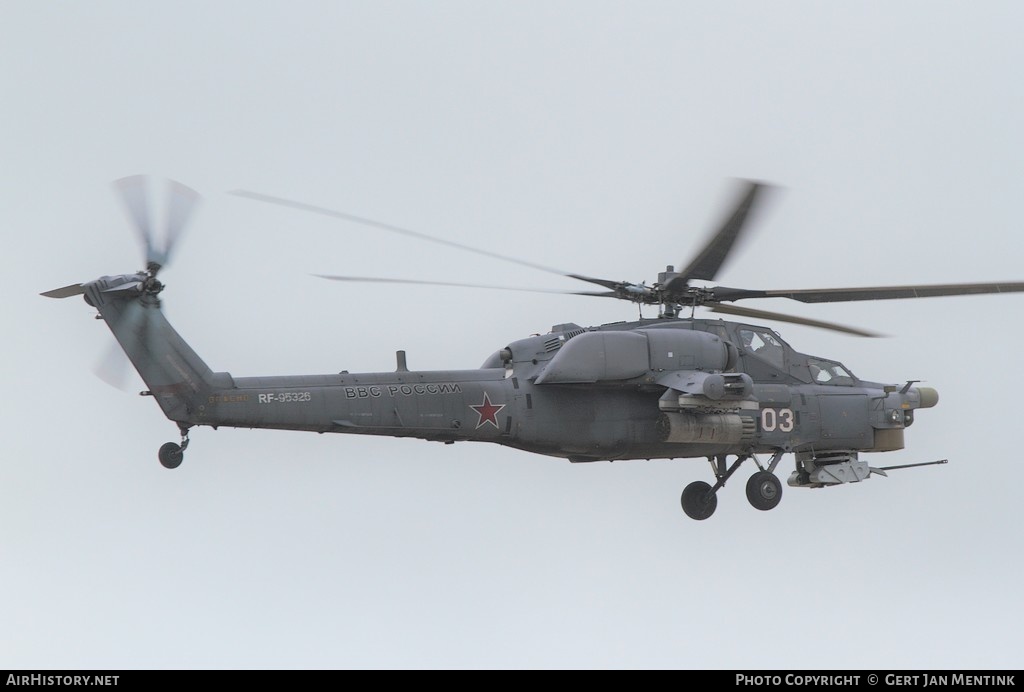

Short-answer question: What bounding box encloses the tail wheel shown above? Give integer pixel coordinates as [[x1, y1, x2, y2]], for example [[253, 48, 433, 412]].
[[746, 471, 782, 511], [158, 442, 183, 469]]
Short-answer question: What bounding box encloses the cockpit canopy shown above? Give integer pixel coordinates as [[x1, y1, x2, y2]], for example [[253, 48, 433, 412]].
[[738, 327, 785, 370], [734, 324, 858, 385]]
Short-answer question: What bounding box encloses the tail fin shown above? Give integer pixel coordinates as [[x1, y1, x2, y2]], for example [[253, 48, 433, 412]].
[[83, 275, 231, 423], [41, 176, 220, 425]]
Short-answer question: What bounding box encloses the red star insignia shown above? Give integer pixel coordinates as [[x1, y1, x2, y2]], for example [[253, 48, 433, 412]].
[[470, 392, 505, 429]]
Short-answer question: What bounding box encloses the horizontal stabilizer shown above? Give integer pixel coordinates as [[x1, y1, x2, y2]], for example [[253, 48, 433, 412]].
[[41, 283, 85, 299]]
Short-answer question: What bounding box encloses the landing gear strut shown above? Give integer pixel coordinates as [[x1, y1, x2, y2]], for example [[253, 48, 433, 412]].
[[158, 425, 191, 469], [681, 455, 746, 520], [680, 451, 785, 520]]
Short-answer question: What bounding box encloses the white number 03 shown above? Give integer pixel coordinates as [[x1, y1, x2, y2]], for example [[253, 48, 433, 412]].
[[760, 407, 795, 433]]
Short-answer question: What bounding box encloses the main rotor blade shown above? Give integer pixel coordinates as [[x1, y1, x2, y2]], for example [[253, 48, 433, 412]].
[[230, 189, 592, 280], [114, 175, 155, 265], [564, 273, 626, 291], [157, 180, 202, 268], [315, 274, 616, 297], [706, 302, 882, 337], [671, 180, 771, 287], [713, 281, 1024, 304]]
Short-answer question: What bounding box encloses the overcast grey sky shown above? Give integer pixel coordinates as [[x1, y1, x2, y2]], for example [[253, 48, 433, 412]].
[[3, 1, 1023, 669]]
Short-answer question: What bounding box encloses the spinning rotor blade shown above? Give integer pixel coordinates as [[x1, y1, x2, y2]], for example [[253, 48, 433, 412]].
[[230, 189, 629, 293], [157, 180, 202, 268], [706, 303, 882, 337], [114, 175, 201, 272], [564, 273, 626, 291], [703, 279, 1024, 335], [93, 299, 150, 391], [710, 281, 1024, 304], [666, 180, 772, 293], [115, 175, 156, 265], [94, 338, 134, 391], [315, 274, 616, 298], [232, 190, 571, 276]]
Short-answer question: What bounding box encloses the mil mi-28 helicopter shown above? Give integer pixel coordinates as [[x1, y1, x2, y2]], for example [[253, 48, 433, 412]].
[[43, 176, 1024, 519]]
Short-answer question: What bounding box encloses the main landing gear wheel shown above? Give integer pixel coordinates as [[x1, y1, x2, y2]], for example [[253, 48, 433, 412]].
[[681, 480, 718, 520], [746, 470, 782, 511], [158, 442, 183, 469], [679, 452, 786, 520]]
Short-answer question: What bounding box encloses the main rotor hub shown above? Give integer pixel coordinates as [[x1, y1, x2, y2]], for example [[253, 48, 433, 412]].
[[654, 284, 711, 307]]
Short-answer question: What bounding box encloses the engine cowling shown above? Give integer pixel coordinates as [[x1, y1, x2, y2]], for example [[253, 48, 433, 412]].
[[535, 328, 734, 384]]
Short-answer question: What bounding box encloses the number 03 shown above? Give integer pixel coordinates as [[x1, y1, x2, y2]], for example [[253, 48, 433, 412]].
[[760, 408, 795, 433]]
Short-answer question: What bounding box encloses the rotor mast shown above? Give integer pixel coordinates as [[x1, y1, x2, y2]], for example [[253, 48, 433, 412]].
[[656, 266, 683, 318]]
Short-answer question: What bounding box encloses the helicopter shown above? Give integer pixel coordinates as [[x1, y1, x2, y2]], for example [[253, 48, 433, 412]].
[[42, 176, 1024, 520]]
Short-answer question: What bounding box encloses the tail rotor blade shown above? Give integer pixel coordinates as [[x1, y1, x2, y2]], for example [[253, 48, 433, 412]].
[[94, 299, 149, 391], [159, 180, 202, 268], [114, 176, 201, 272], [94, 339, 134, 391], [114, 175, 156, 267]]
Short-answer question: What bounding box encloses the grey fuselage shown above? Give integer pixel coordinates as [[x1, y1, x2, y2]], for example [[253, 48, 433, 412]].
[[88, 274, 938, 466]]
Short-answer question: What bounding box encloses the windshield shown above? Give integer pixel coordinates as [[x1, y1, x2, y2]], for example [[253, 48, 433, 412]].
[[807, 357, 855, 384]]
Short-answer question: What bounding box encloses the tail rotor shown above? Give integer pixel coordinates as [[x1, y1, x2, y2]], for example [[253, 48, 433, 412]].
[[113, 175, 202, 278], [43, 176, 203, 390]]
